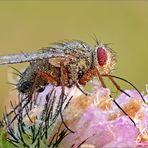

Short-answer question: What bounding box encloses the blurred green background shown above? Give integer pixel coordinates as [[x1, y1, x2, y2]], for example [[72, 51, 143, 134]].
[[0, 1, 148, 117]]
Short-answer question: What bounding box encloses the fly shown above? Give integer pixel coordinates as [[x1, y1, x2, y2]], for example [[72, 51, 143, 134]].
[[0, 40, 116, 93], [0, 39, 145, 133]]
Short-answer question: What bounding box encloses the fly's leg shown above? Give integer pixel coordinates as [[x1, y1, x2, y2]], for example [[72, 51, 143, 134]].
[[75, 83, 88, 96], [102, 74, 145, 103], [78, 67, 98, 95], [96, 70, 136, 126], [38, 67, 74, 132], [60, 62, 69, 86], [38, 71, 59, 86], [78, 67, 97, 85], [108, 75, 130, 97], [78, 67, 136, 125], [95, 68, 106, 88], [60, 61, 74, 133]]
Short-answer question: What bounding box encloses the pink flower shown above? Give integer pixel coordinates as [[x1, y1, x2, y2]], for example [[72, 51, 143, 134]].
[[137, 142, 148, 148], [61, 106, 138, 147], [18, 82, 146, 147], [56, 84, 148, 147]]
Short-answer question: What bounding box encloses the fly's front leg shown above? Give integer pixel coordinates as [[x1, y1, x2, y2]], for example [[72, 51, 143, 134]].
[[78, 67, 107, 89], [78, 67, 98, 95], [79, 67, 136, 126], [78, 67, 97, 85], [108, 75, 130, 97], [95, 70, 135, 125], [98, 73, 136, 126]]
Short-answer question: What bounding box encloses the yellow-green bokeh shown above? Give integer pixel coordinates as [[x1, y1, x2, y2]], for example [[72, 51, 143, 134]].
[[0, 1, 148, 117]]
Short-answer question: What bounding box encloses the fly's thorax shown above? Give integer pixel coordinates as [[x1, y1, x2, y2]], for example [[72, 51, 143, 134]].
[[65, 48, 93, 83], [49, 41, 93, 84], [93, 43, 116, 75]]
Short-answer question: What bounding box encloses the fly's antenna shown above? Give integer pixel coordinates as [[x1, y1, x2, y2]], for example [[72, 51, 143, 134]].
[[102, 74, 145, 103]]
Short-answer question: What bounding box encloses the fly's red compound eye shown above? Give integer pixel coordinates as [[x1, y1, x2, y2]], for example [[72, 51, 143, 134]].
[[97, 47, 107, 66]]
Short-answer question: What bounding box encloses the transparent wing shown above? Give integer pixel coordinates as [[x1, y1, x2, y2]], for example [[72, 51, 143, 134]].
[[0, 49, 67, 65]]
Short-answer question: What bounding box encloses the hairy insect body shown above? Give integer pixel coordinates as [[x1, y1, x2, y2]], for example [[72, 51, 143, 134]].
[[0, 40, 116, 93], [17, 41, 94, 93]]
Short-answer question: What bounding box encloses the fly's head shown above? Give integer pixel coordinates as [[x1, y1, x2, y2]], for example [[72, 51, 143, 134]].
[[94, 43, 116, 75]]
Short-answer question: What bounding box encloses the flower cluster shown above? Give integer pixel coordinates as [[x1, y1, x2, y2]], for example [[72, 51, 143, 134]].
[[1, 83, 148, 147], [57, 83, 148, 147]]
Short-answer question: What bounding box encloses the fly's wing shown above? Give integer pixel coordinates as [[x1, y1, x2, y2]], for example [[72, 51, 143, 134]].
[[0, 48, 68, 65], [0, 40, 91, 66]]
